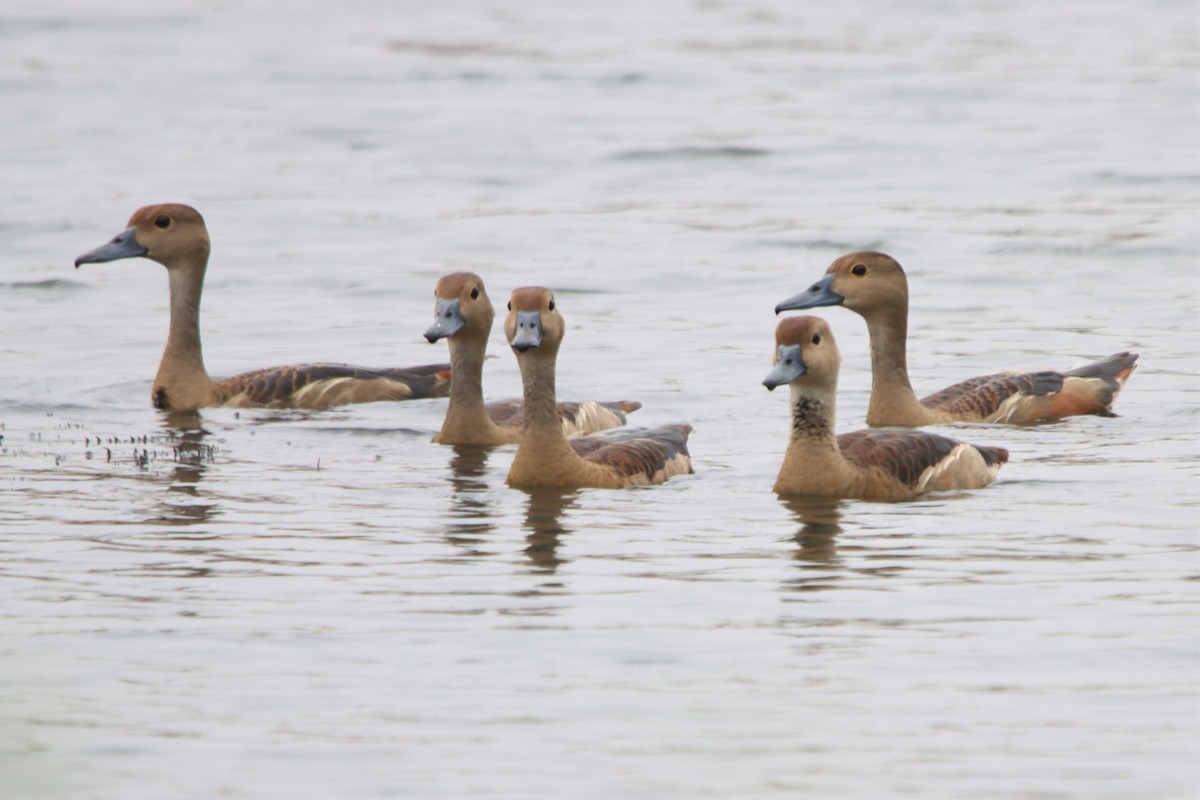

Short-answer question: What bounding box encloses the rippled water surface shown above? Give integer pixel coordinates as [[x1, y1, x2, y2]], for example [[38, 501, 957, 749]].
[[2, 1, 1198, 797]]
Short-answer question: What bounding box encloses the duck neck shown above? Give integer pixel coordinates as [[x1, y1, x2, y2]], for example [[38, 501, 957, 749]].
[[776, 383, 854, 494], [438, 334, 504, 440], [787, 384, 841, 453], [155, 265, 217, 409], [508, 345, 611, 488], [518, 351, 569, 443], [864, 306, 931, 425]]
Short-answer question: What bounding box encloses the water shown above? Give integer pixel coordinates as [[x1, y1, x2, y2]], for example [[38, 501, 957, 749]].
[[2, 0, 1197, 797]]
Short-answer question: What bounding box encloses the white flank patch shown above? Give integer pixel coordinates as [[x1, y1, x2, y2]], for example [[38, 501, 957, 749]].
[[651, 453, 693, 485], [292, 377, 359, 409], [990, 392, 1030, 424], [566, 401, 622, 437], [221, 391, 255, 409], [914, 443, 997, 493]]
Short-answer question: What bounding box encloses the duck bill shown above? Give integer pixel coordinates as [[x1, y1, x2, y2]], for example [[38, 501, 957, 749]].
[[774, 273, 843, 314], [509, 310, 543, 353], [424, 299, 466, 343], [74, 227, 148, 267], [762, 344, 806, 391]]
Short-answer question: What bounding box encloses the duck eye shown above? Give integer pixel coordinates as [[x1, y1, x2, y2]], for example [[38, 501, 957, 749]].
[[154, 215, 171, 229], [507, 301, 512, 311], [812, 332, 822, 345], [470, 287, 480, 300], [547, 299, 555, 311], [851, 264, 866, 276]]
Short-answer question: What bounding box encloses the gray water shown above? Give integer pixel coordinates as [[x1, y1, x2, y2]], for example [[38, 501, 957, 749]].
[[2, 1, 1198, 797]]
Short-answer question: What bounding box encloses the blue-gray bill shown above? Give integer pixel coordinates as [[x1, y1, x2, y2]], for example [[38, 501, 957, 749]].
[[425, 298, 466, 343], [763, 344, 806, 390], [74, 227, 147, 267], [774, 273, 843, 314], [510, 310, 543, 352]]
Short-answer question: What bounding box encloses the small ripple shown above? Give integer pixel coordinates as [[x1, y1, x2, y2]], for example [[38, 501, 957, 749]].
[[383, 39, 548, 59], [0, 278, 83, 291], [610, 146, 772, 161]]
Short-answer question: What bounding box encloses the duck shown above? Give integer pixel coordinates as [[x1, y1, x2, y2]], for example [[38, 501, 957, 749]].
[[423, 272, 641, 445], [775, 251, 1138, 427], [503, 286, 693, 489], [765, 315, 1008, 501], [74, 203, 451, 411]]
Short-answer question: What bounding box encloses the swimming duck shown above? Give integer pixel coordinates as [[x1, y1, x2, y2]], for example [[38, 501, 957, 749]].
[[775, 251, 1138, 426], [503, 287, 693, 489], [765, 316, 1008, 501], [74, 204, 450, 411], [424, 272, 640, 445]]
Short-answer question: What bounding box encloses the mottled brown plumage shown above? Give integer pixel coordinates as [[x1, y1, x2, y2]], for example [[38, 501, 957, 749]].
[[837, 428, 1008, 489], [565, 423, 694, 480], [765, 316, 1008, 501], [206, 362, 450, 410], [775, 251, 1138, 426], [919, 370, 1065, 420], [503, 286, 693, 489], [75, 203, 449, 411], [488, 399, 642, 429], [424, 272, 641, 444]]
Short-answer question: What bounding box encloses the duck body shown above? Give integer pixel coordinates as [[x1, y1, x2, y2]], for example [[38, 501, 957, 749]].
[[510, 422, 695, 489], [75, 204, 450, 412], [484, 398, 640, 438], [196, 362, 450, 411], [775, 251, 1137, 426], [424, 272, 639, 445], [503, 286, 692, 489], [765, 316, 1007, 501]]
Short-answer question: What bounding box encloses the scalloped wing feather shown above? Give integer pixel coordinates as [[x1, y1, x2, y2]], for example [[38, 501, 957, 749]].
[[920, 370, 1063, 421], [217, 362, 451, 409], [570, 423, 693, 485], [919, 352, 1138, 423], [838, 428, 1007, 492], [487, 399, 641, 436]]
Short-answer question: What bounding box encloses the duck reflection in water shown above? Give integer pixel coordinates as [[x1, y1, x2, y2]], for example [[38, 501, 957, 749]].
[[444, 445, 497, 555], [520, 489, 578, 574], [156, 410, 218, 524], [781, 495, 843, 566]]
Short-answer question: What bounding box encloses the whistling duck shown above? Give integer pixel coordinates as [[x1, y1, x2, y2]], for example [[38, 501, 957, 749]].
[[765, 316, 1008, 501], [775, 251, 1138, 426], [772, 253, 1137, 429], [74, 204, 450, 411], [503, 287, 693, 489], [423, 272, 640, 445]]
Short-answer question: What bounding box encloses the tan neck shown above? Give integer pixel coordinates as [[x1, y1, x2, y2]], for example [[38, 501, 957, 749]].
[[434, 335, 511, 444], [863, 309, 938, 426], [154, 266, 219, 409], [775, 383, 860, 496], [516, 352, 575, 453], [508, 350, 615, 487]]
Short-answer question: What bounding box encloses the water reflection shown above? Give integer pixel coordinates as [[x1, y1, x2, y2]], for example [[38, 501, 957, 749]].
[[520, 489, 578, 574], [782, 496, 844, 566], [444, 445, 496, 554], [155, 411, 218, 524], [780, 498, 845, 593]]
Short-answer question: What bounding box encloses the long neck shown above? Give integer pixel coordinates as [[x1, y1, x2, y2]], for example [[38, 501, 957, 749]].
[[775, 382, 855, 495], [436, 334, 506, 442], [508, 348, 589, 482], [154, 265, 217, 408], [508, 343, 627, 489], [864, 304, 934, 426], [519, 351, 569, 442], [788, 383, 840, 451]]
